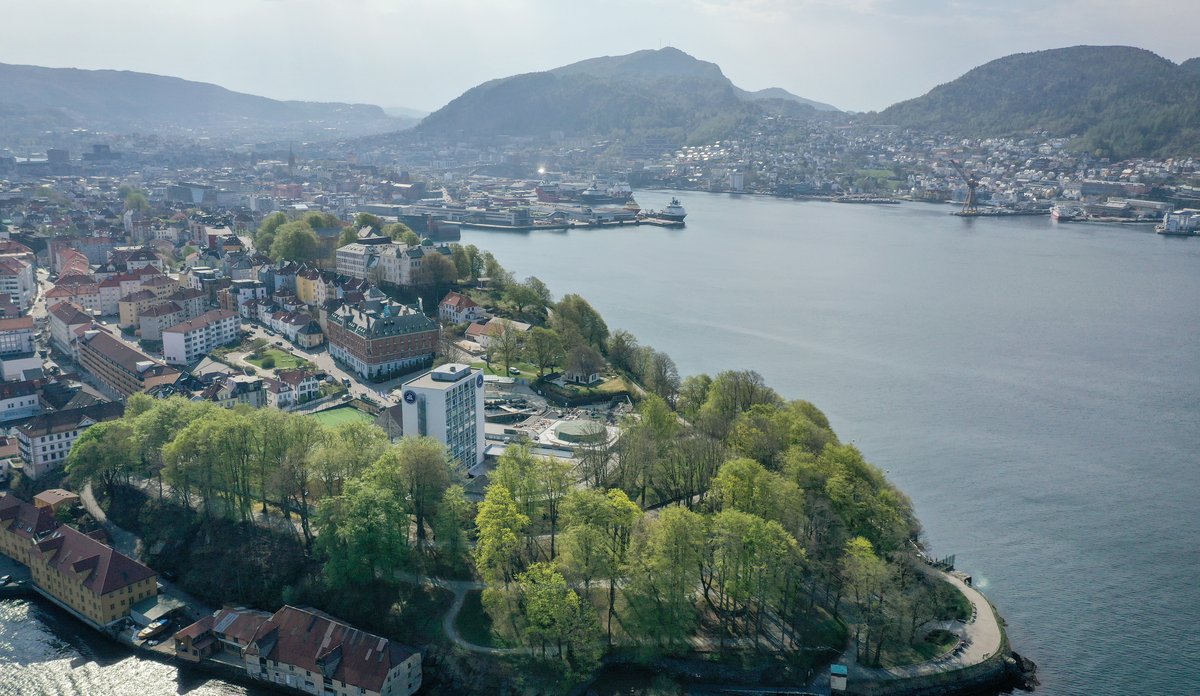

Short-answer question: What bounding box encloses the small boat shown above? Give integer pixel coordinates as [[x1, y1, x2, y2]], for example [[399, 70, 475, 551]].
[[138, 619, 170, 641]]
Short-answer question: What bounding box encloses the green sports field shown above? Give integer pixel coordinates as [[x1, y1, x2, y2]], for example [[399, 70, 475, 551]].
[[307, 405, 375, 427]]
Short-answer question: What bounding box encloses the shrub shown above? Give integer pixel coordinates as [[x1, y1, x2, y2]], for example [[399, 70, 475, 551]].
[[261, 356, 276, 369]]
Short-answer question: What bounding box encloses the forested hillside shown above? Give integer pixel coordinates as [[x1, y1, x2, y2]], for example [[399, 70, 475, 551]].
[[417, 47, 833, 143], [0, 62, 412, 142], [872, 46, 1200, 159]]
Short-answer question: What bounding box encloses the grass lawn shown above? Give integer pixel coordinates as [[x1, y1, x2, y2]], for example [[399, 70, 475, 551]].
[[879, 627, 959, 667], [246, 348, 313, 371], [456, 590, 497, 647], [471, 360, 539, 380], [308, 405, 375, 428]]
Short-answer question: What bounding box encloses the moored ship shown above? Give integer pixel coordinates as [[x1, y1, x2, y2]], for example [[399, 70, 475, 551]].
[[1051, 205, 1085, 221], [658, 197, 687, 222], [1156, 209, 1200, 236]]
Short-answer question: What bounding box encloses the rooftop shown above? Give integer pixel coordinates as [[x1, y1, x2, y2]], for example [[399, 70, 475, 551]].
[[33, 524, 156, 596], [164, 309, 238, 335]]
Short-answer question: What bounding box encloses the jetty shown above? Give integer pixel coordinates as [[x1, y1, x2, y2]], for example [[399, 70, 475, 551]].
[[453, 216, 684, 232]]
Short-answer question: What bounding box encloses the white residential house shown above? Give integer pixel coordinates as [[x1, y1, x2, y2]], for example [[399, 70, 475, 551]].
[[15, 402, 125, 479], [0, 257, 36, 310], [0, 380, 42, 423], [438, 292, 485, 324], [47, 302, 94, 355], [464, 317, 531, 350], [0, 316, 35, 356], [162, 309, 241, 366]]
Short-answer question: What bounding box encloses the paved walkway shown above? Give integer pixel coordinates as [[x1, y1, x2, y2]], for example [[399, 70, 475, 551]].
[[80, 483, 216, 619], [847, 567, 1002, 683], [80, 483, 141, 559], [393, 570, 532, 656]]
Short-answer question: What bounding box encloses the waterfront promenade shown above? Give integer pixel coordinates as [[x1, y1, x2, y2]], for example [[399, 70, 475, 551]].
[[839, 568, 1006, 695]]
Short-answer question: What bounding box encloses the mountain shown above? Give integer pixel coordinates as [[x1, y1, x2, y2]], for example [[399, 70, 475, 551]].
[[0, 63, 417, 143], [871, 46, 1200, 159], [416, 47, 838, 142], [736, 86, 840, 112]]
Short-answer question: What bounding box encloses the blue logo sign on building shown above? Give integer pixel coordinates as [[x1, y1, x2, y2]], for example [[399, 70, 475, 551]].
[[476, 373, 485, 388], [403, 390, 417, 404]]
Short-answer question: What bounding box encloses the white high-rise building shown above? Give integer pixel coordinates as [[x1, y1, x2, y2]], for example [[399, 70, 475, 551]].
[[399, 363, 485, 468]]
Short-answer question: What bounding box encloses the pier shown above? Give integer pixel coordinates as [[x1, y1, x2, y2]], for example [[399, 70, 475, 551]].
[[453, 216, 685, 232]]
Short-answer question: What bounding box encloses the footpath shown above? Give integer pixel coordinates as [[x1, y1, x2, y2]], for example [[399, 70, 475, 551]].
[[80, 483, 215, 619], [836, 567, 1006, 695]]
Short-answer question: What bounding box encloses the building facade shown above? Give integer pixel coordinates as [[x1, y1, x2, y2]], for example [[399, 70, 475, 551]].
[[0, 316, 35, 356], [162, 309, 240, 366], [15, 402, 125, 479], [0, 257, 35, 310], [0, 380, 42, 423], [399, 363, 485, 467], [48, 302, 93, 355], [30, 524, 157, 627], [77, 330, 180, 399], [326, 300, 437, 380]]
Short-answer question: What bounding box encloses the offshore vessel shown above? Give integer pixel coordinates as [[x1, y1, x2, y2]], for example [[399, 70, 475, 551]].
[[657, 197, 687, 222]]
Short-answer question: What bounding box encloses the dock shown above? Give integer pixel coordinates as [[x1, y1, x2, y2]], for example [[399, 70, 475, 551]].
[[453, 217, 684, 232]]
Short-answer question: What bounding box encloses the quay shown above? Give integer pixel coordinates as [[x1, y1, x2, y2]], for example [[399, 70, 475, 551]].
[[453, 216, 684, 232]]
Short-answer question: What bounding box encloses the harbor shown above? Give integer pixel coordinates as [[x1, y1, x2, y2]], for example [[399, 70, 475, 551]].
[[452, 215, 685, 232]]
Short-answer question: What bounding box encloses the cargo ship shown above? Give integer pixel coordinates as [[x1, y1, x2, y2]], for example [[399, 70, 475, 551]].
[[536, 178, 633, 205]]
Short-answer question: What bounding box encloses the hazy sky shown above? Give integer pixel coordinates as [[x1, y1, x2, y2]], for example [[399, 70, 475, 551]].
[[4, 0, 1196, 113]]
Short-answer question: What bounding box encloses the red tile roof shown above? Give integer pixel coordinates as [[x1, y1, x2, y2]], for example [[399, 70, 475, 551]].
[[213, 607, 272, 645], [49, 301, 93, 325], [33, 524, 155, 595], [249, 606, 415, 692], [440, 291, 478, 310], [0, 493, 60, 541]]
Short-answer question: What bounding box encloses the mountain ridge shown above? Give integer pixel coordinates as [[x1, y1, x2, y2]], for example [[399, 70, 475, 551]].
[[870, 45, 1200, 158], [0, 62, 417, 142], [415, 47, 839, 142]]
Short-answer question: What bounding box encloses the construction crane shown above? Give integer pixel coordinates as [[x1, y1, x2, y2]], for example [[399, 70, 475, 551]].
[[947, 159, 979, 215]]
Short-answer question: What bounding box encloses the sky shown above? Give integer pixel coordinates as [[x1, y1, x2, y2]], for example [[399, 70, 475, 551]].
[[3, 0, 1197, 114]]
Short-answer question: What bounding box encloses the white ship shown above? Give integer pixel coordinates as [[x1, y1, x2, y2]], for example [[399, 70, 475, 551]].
[[658, 197, 687, 222]]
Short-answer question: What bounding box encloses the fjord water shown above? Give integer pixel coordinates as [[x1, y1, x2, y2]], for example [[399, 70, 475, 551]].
[[461, 192, 1200, 696], [0, 598, 257, 695]]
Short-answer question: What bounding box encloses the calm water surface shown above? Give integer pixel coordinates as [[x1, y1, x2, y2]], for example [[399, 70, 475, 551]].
[[1, 193, 1196, 695], [462, 192, 1200, 696]]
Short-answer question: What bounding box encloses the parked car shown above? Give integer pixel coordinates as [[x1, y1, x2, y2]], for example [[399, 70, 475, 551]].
[[274, 341, 283, 347], [508, 367, 521, 375]]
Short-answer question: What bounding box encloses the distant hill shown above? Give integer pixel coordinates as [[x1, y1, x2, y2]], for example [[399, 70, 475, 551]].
[[736, 86, 840, 112], [0, 63, 416, 142], [416, 47, 839, 142], [871, 46, 1200, 159]]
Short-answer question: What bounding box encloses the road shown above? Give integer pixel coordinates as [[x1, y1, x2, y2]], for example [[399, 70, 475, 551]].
[[240, 322, 413, 406]]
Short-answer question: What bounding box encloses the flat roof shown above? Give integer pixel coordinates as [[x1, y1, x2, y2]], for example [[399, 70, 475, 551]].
[[404, 364, 479, 391]]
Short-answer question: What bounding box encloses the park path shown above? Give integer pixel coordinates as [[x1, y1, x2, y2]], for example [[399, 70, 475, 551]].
[[80, 483, 216, 618], [393, 570, 532, 656], [846, 567, 1003, 683], [80, 483, 141, 559]]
